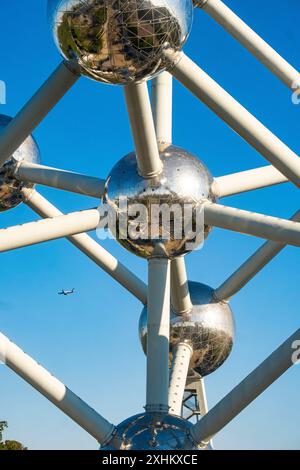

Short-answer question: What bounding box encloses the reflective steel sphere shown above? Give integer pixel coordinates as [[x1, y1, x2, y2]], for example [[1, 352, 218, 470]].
[[103, 145, 216, 259], [139, 281, 235, 376], [102, 413, 198, 450], [0, 115, 40, 211], [48, 0, 193, 84], [192, 0, 207, 7]]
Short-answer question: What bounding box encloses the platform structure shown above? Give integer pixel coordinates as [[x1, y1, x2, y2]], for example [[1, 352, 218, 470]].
[[0, 0, 299, 450], [183, 372, 207, 423]]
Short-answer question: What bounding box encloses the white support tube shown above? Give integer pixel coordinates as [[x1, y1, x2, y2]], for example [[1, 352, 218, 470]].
[[213, 165, 289, 198], [152, 72, 173, 144], [197, 0, 300, 90], [198, 378, 209, 416], [0, 332, 116, 445], [0, 207, 100, 253], [24, 190, 147, 304], [204, 202, 300, 248], [190, 328, 300, 446], [16, 162, 105, 199], [167, 51, 300, 189], [214, 209, 300, 301], [124, 82, 162, 178], [0, 62, 80, 167], [169, 343, 193, 416], [197, 378, 213, 448], [146, 254, 170, 413], [171, 257, 193, 315]]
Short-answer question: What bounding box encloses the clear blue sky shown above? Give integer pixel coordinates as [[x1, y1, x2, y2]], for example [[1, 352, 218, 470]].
[[0, 0, 299, 450]]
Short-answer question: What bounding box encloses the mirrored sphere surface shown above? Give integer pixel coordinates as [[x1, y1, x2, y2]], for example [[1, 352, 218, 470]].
[[192, 0, 206, 7], [102, 413, 198, 450], [0, 115, 40, 211], [139, 281, 235, 376], [103, 145, 216, 259], [48, 0, 193, 84]]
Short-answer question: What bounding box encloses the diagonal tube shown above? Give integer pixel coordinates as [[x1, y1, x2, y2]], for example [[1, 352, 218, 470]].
[[204, 202, 300, 248], [0, 331, 116, 445], [213, 165, 288, 198], [190, 328, 300, 445], [124, 82, 162, 178], [16, 162, 105, 199], [214, 209, 300, 301], [24, 190, 147, 304], [171, 257, 193, 315], [0, 207, 99, 253], [197, 0, 300, 90], [167, 51, 300, 189], [0, 61, 80, 167]]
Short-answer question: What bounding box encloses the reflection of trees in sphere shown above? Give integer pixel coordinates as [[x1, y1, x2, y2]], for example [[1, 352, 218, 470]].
[[101, 413, 198, 450], [139, 282, 235, 377], [48, 0, 193, 84], [103, 145, 216, 259], [0, 115, 40, 212]]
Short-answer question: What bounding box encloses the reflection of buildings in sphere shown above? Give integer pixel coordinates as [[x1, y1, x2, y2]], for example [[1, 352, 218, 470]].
[[139, 282, 235, 377], [103, 145, 216, 259], [101, 413, 198, 450], [48, 0, 193, 84], [0, 115, 40, 211]]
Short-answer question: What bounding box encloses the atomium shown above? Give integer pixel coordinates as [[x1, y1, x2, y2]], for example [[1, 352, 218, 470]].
[[103, 144, 216, 258], [0, 0, 298, 453], [139, 281, 235, 377], [48, 0, 193, 84], [0, 115, 40, 212], [101, 412, 198, 450]]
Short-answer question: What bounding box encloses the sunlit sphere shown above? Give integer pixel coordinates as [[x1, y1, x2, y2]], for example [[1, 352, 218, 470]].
[[48, 0, 193, 84], [139, 281, 235, 376], [103, 145, 216, 259], [102, 413, 198, 450], [0, 115, 40, 212]]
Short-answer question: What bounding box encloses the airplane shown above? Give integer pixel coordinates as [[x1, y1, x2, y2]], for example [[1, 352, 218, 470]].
[[58, 288, 75, 296]]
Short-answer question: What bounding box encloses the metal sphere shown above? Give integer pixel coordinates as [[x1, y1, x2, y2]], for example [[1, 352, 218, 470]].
[[103, 145, 216, 259], [139, 281, 235, 377], [48, 0, 193, 85], [0, 115, 40, 212], [102, 413, 198, 450], [192, 0, 207, 7]]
